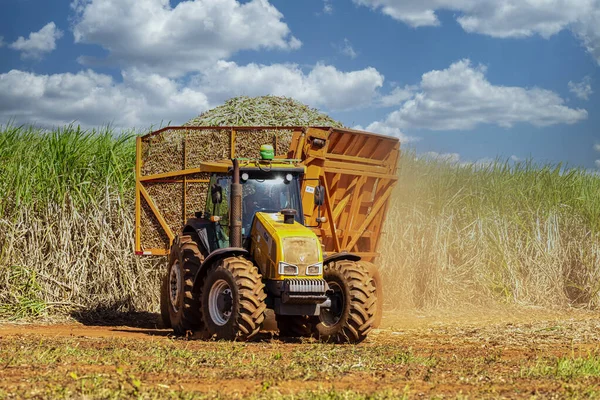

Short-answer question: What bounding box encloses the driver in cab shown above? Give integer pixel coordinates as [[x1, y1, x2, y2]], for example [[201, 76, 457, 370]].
[[243, 183, 277, 229]]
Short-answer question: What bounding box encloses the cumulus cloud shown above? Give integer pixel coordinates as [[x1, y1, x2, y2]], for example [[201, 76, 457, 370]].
[[0, 69, 209, 128], [354, 121, 421, 143], [71, 0, 301, 76], [353, 0, 600, 64], [572, 6, 600, 65], [0, 61, 385, 127], [377, 86, 416, 107], [322, 0, 333, 14], [9, 22, 63, 59], [569, 76, 593, 100], [367, 59, 587, 133], [195, 61, 384, 111]]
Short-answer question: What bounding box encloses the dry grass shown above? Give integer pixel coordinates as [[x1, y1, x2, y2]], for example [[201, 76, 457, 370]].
[[0, 200, 163, 318], [378, 152, 600, 310]]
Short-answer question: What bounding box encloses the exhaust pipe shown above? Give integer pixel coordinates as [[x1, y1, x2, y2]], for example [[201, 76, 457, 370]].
[[230, 158, 243, 248]]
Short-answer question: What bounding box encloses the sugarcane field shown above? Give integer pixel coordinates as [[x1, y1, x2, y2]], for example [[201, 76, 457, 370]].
[[2, 1, 600, 398]]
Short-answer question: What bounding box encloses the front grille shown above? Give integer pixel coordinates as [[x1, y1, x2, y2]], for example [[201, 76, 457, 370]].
[[282, 278, 328, 304], [284, 278, 327, 294]]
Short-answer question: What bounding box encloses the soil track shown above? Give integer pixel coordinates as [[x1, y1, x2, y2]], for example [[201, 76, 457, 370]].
[[1, 308, 600, 399]]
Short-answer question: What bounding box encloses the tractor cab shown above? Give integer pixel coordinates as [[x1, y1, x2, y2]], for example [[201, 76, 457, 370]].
[[203, 145, 307, 250], [204, 165, 305, 248]]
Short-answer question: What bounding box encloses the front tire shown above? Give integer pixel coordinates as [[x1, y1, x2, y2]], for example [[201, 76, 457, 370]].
[[314, 260, 377, 343], [202, 257, 267, 341]]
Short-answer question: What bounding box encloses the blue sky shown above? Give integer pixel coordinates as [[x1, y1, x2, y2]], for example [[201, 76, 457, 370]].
[[0, 0, 599, 168]]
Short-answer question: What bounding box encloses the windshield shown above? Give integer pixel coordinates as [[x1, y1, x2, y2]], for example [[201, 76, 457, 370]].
[[242, 176, 302, 235], [205, 174, 303, 241]]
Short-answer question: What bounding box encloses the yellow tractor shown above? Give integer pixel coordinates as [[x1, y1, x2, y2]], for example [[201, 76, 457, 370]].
[[136, 127, 399, 342]]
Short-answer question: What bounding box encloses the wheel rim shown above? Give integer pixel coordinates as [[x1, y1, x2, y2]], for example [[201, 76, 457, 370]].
[[320, 281, 344, 326], [169, 261, 181, 313], [208, 279, 233, 326]]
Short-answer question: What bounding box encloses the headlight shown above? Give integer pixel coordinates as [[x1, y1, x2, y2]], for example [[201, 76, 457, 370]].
[[305, 262, 322, 276], [278, 262, 298, 276]]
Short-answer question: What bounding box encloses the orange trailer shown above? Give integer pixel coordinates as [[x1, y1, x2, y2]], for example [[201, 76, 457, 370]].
[[135, 126, 400, 262]]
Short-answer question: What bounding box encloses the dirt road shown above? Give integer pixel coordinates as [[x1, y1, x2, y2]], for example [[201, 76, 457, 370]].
[[1, 308, 599, 399]]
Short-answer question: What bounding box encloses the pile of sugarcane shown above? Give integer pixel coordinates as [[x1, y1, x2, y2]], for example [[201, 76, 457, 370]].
[[184, 96, 344, 127]]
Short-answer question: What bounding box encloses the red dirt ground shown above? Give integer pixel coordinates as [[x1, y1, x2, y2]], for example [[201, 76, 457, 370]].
[[1, 308, 599, 399]]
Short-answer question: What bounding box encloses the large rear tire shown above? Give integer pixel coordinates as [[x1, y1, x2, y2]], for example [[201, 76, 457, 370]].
[[163, 235, 206, 335], [314, 260, 377, 343], [202, 256, 267, 341], [359, 261, 383, 329]]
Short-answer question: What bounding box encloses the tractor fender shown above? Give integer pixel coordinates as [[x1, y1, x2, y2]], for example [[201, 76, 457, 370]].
[[323, 251, 361, 265], [192, 247, 249, 293], [182, 218, 216, 257]]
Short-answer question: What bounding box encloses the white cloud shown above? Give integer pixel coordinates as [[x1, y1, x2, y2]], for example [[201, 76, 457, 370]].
[[0, 36, 5, 47], [195, 61, 384, 111], [9, 22, 63, 59], [594, 143, 600, 152], [572, 6, 600, 65], [595, 160, 600, 169], [0, 61, 385, 127], [511, 155, 522, 162], [340, 38, 357, 59], [0, 69, 209, 128], [568, 76, 593, 100], [323, 0, 333, 14], [355, 121, 421, 143], [353, 0, 600, 64], [377, 86, 415, 107], [71, 0, 301, 76], [367, 59, 587, 133]]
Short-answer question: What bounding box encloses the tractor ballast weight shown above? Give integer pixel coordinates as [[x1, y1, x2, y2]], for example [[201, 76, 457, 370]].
[[136, 126, 400, 342]]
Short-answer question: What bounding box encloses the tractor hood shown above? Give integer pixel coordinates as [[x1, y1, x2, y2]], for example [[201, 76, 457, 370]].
[[250, 212, 323, 280]]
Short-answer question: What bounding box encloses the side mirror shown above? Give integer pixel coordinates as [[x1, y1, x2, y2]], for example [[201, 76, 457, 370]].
[[211, 183, 223, 204], [314, 185, 325, 206]]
